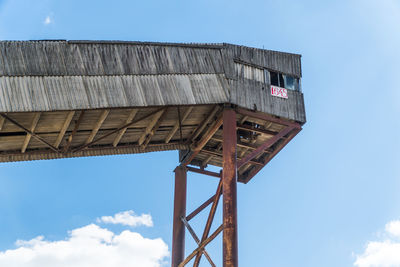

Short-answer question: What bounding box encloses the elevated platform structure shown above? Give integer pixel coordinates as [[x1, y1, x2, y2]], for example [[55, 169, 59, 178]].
[[0, 40, 305, 266]]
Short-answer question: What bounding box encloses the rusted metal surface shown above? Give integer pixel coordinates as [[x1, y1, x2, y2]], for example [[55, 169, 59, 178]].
[[222, 108, 238, 267], [186, 166, 221, 178], [172, 166, 187, 267], [186, 194, 216, 222], [193, 179, 223, 266], [180, 216, 216, 267], [178, 224, 224, 267]]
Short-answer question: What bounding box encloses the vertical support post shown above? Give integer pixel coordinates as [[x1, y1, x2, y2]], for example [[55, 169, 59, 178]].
[[172, 165, 187, 267], [222, 107, 238, 267]]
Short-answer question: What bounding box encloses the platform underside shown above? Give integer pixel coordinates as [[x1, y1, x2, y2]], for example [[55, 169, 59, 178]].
[[0, 104, 301, 183]]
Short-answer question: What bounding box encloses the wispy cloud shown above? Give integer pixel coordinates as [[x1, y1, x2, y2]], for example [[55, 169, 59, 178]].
[[97, 210, 153, 227], [43, 14, 53, 25], [354, 220, 400, 267], [0, 213, 168, 267]]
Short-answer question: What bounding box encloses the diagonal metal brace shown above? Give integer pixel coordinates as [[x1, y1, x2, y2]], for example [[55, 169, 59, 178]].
[[193, 179, 223, 266], [180, 216, 216, 267], [178, 224, 223, 267]]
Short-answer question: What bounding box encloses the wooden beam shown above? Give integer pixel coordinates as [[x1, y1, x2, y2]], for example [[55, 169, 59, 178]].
[[202, 148, 264, 167], [242, 127, 302, 183], [0, 141, 187, 158], [202, 143, 222, 167], [63, 111, 85, 153], [112, 109, 138, 147], [0, 116, 5, 131], [236, 107, 301, 128], [72, 107, 165, 152], [138, 109, 166, 146], [237, 123, 276, 137], [54, 111, 75, 148], [237, 125, 295, 169], [21, 113, 41, 153], [186, 166, 221, 178], [182, 113, 223, 166], [165, 106, 193, 143], [189, 105, 220, 143], [86, 110, 110, 144], [142, 108, 168, 149], [0, 113, 60, 153]]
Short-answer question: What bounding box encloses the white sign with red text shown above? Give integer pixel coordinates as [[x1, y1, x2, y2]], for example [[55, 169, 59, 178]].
[[270, 85, 288, 99]]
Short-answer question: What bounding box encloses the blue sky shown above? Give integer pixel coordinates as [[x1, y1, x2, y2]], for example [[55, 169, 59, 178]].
[[0, 0, 399, 266]]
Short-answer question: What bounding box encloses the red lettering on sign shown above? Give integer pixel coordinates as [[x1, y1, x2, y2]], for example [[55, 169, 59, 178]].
[[270, 85, 288, 99]]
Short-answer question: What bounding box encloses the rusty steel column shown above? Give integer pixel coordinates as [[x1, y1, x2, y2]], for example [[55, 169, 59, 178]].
[[172, 165, 187, 267], [222, 107, 238, 267]]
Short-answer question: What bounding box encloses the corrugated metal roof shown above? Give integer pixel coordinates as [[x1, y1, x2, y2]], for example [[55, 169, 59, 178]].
[[0, 74, 229, 112], [0, 40, 305, 123]]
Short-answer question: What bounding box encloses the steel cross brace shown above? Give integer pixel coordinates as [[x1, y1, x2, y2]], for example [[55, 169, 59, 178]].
[[174, 167, 223, 267], [172, 107, 239, 267]]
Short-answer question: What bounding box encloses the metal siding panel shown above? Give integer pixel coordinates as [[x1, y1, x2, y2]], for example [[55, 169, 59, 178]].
[[120, 75, 147, 106], [27, 76, 50, 111], [20, 42, 49, 75], [0, 44, 6, 76], [98, 44, 124, 75], [42, 42, 67, 75], [156, 75, 181, 105], [2, 42, 27, 75], [10, 77, 32, 112], [82, 76, 109, 108], [136, 75, 165, 106], [171, 75, 197, 105], [43, 77, 71, 110], [64, 76, 90, 110], [102, 75, 129, 107], [64, 44, 86, 75], [0, 77, 12, 111], [78, 44, 105, 75], [115, 45, 136, 74]]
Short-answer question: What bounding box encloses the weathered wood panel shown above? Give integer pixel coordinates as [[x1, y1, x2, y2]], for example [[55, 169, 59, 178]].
[[230, 79, 306, 123], [0, 74, 229, 112]]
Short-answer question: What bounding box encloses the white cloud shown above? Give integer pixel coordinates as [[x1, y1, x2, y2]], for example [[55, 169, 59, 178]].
[[97, 210, 153, 227], [354, 220, 400, 267], [43, 15, 52, 25], [0, 223, 169, 267], [386, 220, 400, 238]]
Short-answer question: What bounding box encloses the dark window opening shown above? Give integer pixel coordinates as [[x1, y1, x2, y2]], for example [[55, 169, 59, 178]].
[[270, 71, 279, 86], [267, 70, 301, 91], [278, 73, 285, 88]]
